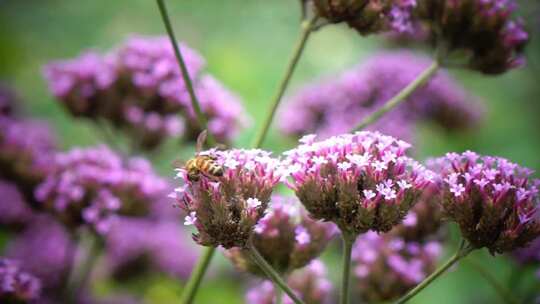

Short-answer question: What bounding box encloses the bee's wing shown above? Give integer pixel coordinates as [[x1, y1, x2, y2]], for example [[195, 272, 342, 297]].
[[196, 130, 208, 153], [172, 158, 185, 169]]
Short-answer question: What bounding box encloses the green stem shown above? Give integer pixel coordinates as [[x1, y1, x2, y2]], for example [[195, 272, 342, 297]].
[[274, 281, 284, 304], [155, 0, 216, 146], [466, 259, 520, 304], [250, 16, 318, 148], [247, 241, 306, 304], [340, 233, 355, 304], [66, 231, 100, 304], [179, 247, 216, 304], [395, 240, 474, 304], [353, 58, 441, 132]]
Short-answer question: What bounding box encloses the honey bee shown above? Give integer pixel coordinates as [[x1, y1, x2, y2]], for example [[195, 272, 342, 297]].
[[183, 130, 224, 182]]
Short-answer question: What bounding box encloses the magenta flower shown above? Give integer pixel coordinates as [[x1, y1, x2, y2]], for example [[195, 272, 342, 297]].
[[429, 151, 540, 253], [44, 35, 250, 150], [279, 52, 482, 141], [414, 0, 529, 74], [283, 132, 435, 236], [105, 217, 198, 280], [245, 260, 333, 304], [173, 149, 283, 248], [352, 231, 442, 302], [35, 145, 169, 234], [0, 180, 34, 229], [0, 117, 57, 190], [225, 195, 335, 275], [0, 258, 42, 302], [5, 215, 75, 290], [309, 0, 417, 35]]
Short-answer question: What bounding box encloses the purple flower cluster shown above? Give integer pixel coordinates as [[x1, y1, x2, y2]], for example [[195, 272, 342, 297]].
[[225, 195, 335, 275], [309, 0, 417, 35], [105, 217, 198, 280], [44, 35, 249, 150], [173, 149, 283, 248], [0, 117, 57, 190], [5, 215, 75, 290], [283, 132, 435, 236], [279, 52, 482, 141], [352, 231, 442, 302], [0, 258, 41, 302], [245, 260, 333, 304], [414, 0, 529, 74], [0, 180, 34, 229], [429, 151, 540, 253], [35, 145, 169, 233]]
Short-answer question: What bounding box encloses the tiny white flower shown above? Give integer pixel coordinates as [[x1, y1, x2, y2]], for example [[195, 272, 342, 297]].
[[299, 134, 317, 144], [312, 156, 328, 166], [372, 160, 388, 172], [244, 161, 256, 171], [224, 158, 240, 169], [295, 226, 311, 245], [246, 197, 262, 209], [450, 183, 466, 197], [397, 180, 412, 190], [337, 162, 352, 171], [184, 212, 197, 226], [363, 189, 376, 200]]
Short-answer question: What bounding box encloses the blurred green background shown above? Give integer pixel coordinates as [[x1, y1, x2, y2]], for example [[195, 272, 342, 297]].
[[1, 0, 539, 303]]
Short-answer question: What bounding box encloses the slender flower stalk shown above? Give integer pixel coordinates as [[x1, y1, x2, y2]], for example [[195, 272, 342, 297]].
[[66, 231, 100, 304], [247, 241, 306, 304], [354, 57, 441, 132], [179, 247, 215, 304], [250, 16, 318, 148], [395, 240, 475, 304], [465, 259, 520, 304], [154, 2, 219, 303], [155, 0, 216, 146], [340, 233, 354, 304]]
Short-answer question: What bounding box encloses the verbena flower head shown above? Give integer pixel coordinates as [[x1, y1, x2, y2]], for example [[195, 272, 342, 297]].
[[283, 132, 435, 236], [308, 0, 417, 35], [279, 52, 482, 141], [430, 151, 540, 253], [105, 217, 197, 280], [5, 215, 74, 290], [0, 118, 57, 188], [173, 149, 282, 249], [415, 0, 529, 74], [245, 260, 333, 304], [0, 180, 34, 229], [0, 258, 41, 302], [44, 36, 249, 149], [352, 231, 442, 302], [35, 145, 169, 234], [224, 195, 335, 275]]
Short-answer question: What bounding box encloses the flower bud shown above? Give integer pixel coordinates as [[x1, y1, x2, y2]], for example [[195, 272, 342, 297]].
[[224, 195, 335, 275], [415, 0, 529, 74], [310, 0, 417, 35], [430, 151, 540, 254], [352, 232, 442, 302], [283, 132, 435, 236], [245, 260, 333, 304], [174, 149, 282, 248]]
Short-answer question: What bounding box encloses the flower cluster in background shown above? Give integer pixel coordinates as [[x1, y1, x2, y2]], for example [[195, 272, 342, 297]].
[[225, 195, 335, 276], [279, 52, 482, 142], [283, 132, 435, 236], [352, 231, 442, 302], [35, 145, 170, 233], [0, 258, 42, 302], [44, 36, 250, 150], [245, 260, 333, 304], [429, 151, 540, 253]]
